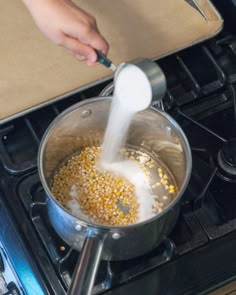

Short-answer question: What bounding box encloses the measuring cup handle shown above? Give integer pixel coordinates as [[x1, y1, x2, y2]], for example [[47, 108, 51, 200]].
[[68, 233, 104, 295]]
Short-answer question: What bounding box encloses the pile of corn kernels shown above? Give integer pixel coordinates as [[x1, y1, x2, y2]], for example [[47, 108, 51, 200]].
[[51, 146, 139, 226]]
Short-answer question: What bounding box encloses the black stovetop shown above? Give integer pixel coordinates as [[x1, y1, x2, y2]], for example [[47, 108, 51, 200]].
[[1, 5, 236, 295]]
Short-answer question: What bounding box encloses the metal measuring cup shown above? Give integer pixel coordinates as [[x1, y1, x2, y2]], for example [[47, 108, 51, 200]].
[[96, 50, 167, 106]]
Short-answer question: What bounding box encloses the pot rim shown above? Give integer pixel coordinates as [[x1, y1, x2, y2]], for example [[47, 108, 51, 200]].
[[38, 96, 192, 230]]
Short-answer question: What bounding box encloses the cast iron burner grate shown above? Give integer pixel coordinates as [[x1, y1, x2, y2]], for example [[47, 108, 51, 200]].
[[1, 31, 236, 294], [172, 83, 236, 239]]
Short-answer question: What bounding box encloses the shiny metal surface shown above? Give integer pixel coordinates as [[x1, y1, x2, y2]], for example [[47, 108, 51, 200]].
[[100, 59, 166, 109], [38, 96, 191, 294], [68, 234, 104, 295], [39, 97, 191, 216], [0, 200, 48, 295], [0, 246, 24, 295], [130, 59, 167, 102], [100, 83, 165, 111], [114, 59, 167, 104]]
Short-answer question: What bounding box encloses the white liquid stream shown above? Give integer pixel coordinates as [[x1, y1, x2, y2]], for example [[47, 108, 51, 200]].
[[101, 65, 152, 163], [100, 65, 156, 222], [68, 65, 156, 223]]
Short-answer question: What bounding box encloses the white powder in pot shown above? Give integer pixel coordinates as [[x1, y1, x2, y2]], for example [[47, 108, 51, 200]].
[[65, 64, 155, 224], [67, 199, 91, 222], [101, 160, 155, 222], [101, 64, 152, 164], [100, 64, 154, 222], [70, 184, 78, 198]]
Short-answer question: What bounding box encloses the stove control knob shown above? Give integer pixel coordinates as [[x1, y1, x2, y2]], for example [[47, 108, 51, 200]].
[[4, 282, 21, 295], [0, 252, 4, 272]]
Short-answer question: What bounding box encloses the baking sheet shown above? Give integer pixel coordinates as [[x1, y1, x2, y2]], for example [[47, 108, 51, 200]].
[[0, 0, 223, 123]]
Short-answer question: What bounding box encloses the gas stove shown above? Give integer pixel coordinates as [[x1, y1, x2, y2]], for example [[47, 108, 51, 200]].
[[1, 3, 236, 295]]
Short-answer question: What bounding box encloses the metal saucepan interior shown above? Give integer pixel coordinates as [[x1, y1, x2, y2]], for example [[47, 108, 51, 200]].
[[39, 97, 189, 228], [38, 96, 191, 295]]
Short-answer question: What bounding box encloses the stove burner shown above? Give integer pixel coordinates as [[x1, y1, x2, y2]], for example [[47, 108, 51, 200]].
[[218, 138, 236, 180]]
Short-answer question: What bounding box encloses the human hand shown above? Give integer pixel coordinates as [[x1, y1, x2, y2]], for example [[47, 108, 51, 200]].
[[22, 0, 109, 65]]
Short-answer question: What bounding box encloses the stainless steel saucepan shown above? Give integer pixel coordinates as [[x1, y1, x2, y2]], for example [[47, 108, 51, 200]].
[[38, 61, 192, 295]]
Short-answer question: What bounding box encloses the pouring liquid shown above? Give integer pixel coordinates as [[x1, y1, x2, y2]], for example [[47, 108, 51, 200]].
[[51, 65, 177, 225], [100, 65, 155, 222], [51, 64, 176, 225], [101, 64, 152, 163]]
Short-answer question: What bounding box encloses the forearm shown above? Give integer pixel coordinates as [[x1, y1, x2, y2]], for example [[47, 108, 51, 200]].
[[22, 0, 53, 10]]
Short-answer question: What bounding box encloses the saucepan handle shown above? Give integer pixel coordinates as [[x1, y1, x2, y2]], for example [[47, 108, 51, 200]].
[[68, 233, 104, 295]]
